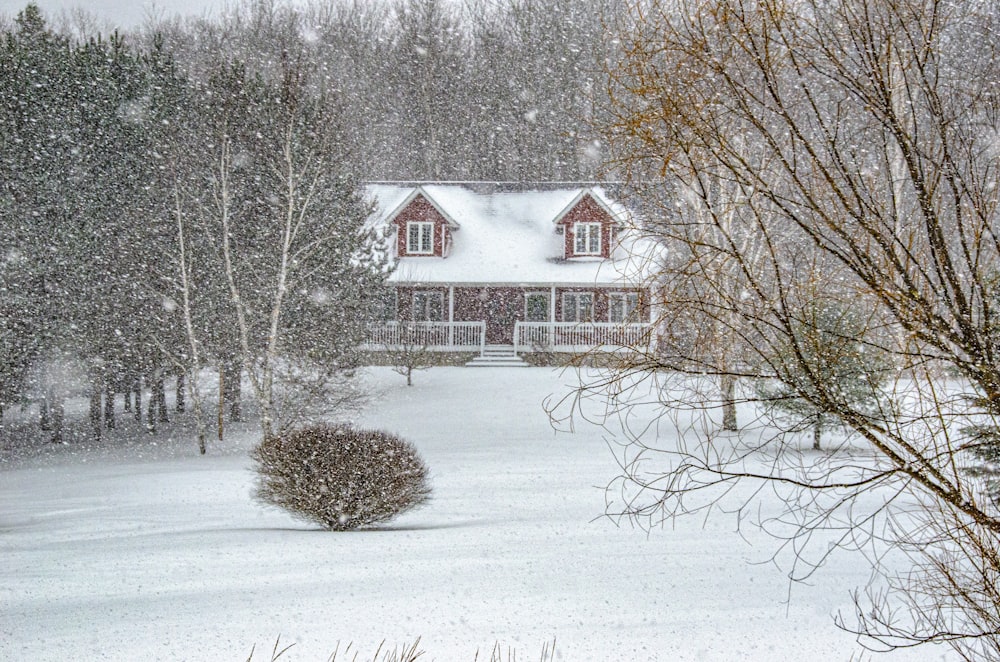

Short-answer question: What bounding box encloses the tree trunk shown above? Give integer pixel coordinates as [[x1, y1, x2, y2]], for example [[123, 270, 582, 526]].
[[146, 379, 157, 433], [175, 373, 185, 412], [105, 385, 115, 429], [223, 359, 242, 422], [50, 395, 64, 444], [720, 373, 738, 431], [39, 393, 50, 431], [132, 376, 142, 423], [813, 421, 822, 451], [171, 184, 208, 455], [217, 367, 224, 442], [155, 375, 168, 423], [89, 378, 102, 441]]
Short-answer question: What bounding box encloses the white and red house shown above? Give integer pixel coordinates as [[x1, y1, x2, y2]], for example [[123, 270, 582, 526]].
[[364, 182, 655, 357]]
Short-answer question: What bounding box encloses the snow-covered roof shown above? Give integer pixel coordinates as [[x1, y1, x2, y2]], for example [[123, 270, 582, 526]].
[[365, 182, 653, 287], [380, 184, 462, 229]]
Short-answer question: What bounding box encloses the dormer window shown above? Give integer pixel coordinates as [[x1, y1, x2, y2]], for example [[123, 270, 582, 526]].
[[407, 222, 434, 254], [574, 222, 601, 255]]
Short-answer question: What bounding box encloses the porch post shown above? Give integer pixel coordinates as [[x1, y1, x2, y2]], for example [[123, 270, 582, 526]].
[[448, 286, 455, 348], [550, 285, 557, 348]]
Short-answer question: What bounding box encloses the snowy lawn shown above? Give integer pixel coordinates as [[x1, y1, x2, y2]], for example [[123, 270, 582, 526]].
[[1, 367, 951, 660]]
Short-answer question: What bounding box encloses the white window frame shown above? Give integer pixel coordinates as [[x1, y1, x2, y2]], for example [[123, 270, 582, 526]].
[[411, 290, 444, 321], [573, 222, 602, 255], [609, 292, 640, 323], [562, 292, 594, 323], [407, 221, 435, 254]]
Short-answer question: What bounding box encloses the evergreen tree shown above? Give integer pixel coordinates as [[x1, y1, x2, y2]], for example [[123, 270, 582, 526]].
[[1, 5, 94, 437], [0, 5, 190, 439], [756, 302, 889, 450]]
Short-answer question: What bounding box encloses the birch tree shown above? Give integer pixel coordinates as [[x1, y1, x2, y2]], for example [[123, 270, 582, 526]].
[[167, 162, 210, 454], [190, 52, 386, 442], [630, 168, 775, 432]]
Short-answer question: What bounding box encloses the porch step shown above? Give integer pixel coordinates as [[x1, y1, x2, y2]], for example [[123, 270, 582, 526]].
[[482, 344, 516, 356], [465, 356, 530, 367], [465, 345, 529, 367]]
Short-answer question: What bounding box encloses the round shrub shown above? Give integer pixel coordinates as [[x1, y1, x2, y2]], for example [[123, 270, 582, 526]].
[[251, 424, 431, 530]]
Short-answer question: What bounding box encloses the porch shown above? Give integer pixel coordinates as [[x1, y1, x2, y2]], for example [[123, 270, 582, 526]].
[[364, 321, 654, 356], [512, 321, 654, 354], [364, 321, 487, 354]]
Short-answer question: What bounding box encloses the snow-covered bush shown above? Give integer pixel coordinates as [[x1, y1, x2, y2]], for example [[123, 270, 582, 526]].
[[251, 424, 431, 530]]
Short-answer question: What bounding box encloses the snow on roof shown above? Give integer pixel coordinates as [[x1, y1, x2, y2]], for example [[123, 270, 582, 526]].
[[365, 183, 653, 287]]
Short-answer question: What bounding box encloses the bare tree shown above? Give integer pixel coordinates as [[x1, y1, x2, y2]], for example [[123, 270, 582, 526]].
[[629, 163, 776, 431], [386, 321, 435, 387], [168, 171, 210, 455], [594, 0, 1000, 656]]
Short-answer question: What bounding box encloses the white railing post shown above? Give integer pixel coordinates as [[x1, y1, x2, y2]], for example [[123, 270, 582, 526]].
[[448, 286, 455, 348]]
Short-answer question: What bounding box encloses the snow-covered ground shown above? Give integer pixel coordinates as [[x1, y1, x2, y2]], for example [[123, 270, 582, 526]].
[[1, 367, 951, 660]]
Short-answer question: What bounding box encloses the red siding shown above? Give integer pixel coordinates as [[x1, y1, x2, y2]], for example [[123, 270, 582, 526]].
[[393, 194, 451, 257], [557, 194, 615, 259]]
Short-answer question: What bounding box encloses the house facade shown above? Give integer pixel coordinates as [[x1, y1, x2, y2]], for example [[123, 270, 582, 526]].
[[365, 182, 654, 357]]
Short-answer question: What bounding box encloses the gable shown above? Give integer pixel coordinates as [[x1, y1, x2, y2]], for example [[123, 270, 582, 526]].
[[554, 192, 619, 259], [390, 193, 454, 257], [554, 192, 617, 228], [392, 193, 450, 227]]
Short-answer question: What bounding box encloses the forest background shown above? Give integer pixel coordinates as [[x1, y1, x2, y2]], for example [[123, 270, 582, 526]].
[[0, 0, 616, 445]]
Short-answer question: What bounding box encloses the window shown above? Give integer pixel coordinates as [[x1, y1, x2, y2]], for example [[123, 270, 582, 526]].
[[609, 292, 640, 323], [562, 292, 593, 323], [525, 292, 550, 322], [411, 290, 444, 321], [373, 288, 398, 321], [573, 222, 602, 255], [407, 222, 434, 254]]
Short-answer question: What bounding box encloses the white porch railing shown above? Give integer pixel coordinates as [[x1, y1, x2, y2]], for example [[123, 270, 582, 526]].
[[365, 321, 486, 354], [513, 322, 653, 354]]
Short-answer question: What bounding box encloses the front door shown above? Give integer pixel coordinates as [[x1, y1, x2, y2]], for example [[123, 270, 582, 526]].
[[485, 288, 519, 344]]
